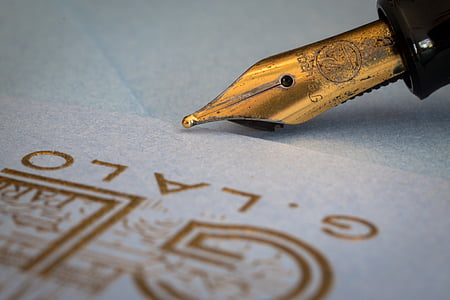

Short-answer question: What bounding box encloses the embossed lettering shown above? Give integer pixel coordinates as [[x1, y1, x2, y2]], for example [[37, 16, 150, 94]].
[[322, 215, 378, 241], [222, 187, 260, 212], [154, 173, 209, 195], [92, 160, 128, 182], [22, 151, 74, 171]]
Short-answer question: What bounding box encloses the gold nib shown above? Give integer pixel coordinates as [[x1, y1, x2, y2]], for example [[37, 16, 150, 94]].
[[182, 20, 405, 129]]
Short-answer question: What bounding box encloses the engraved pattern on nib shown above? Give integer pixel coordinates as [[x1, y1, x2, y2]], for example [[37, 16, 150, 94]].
[[316, 40, 362, 83]]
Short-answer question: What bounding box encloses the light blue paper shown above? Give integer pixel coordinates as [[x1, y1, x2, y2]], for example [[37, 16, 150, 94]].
[[0, 0, 448, 179], [0, 97, 449, 300]]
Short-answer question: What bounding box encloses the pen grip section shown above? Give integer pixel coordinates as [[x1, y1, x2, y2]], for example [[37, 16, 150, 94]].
[[378, 0, 450, 98]]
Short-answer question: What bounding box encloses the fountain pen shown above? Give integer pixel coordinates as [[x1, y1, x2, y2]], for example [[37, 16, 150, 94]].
[[182, 0, 450, 130]]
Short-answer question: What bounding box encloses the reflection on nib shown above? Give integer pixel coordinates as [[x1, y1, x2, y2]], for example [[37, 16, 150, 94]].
[[182, 115, 198, 128]]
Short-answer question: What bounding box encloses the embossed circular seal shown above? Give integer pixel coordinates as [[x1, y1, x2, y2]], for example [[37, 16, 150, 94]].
[[135, 221, 333, 300], [316, 40, 361, 82]]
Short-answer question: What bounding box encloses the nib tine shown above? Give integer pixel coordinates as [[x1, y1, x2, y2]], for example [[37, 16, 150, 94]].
[[182, 115, 198, 128]]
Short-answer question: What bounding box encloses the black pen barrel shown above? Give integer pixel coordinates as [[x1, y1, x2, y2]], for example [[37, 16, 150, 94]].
[[378, 0, 450, 98]]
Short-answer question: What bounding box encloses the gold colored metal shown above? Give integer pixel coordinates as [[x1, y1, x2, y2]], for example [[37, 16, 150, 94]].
[[182, 20, 405, 129]]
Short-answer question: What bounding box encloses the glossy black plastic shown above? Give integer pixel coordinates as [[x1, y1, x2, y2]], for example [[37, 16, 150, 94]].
[[378, 0, 450, 98]]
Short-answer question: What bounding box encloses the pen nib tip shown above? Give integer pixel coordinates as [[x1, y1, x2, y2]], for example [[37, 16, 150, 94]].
[[182, 115, 198, 128]]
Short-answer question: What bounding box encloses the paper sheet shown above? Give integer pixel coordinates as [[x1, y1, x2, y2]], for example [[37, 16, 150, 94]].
[[0, 0, 448, 179], [0, 97, 449, 300], [1, 0, 449, 299]]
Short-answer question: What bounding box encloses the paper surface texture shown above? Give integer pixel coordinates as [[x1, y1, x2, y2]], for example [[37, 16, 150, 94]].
[[1, 0, 449, 299], [0, 0, 448, 179], [0, 97, 449, 300]]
